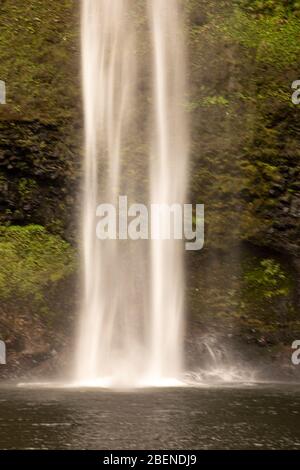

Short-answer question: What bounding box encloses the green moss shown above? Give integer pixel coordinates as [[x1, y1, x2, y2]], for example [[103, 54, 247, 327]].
[[18, 178, 38, 200], [0, 225, 76, 315], [221, 10, 300, 67], [235, 0, 300, 17], [202, 96, 230, 107], [0, 0, 79, 122], [188, 246, 297, 337]]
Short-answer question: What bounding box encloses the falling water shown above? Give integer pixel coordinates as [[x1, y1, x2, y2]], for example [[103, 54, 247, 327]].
[[147, 0, 188, 382], [75, 0, 188, 387]]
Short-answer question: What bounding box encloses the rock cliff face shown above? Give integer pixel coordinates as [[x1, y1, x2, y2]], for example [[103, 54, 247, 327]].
[[0, 120, 80, 237], [183, 1, 300, 370], [188, 0, 300, 254], [0, 0, 300, 378], [0, 0, 81, 233]]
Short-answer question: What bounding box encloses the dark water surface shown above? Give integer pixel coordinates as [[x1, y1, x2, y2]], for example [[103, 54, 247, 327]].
[[0, 384, 300, 449]]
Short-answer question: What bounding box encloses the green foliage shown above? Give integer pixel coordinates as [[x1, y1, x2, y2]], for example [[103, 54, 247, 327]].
[[244, 258, 290, 300], [239, 256, 296, 324], [189, 248, 297, 337], [0, 0, 79, 121], [0, 225, 76, 314], [187, 0, 300, 256], [202, 95, 229, 107], [18, 178, 38, 202], [236, 0, 300, 16], [222, 10, 300, 67]]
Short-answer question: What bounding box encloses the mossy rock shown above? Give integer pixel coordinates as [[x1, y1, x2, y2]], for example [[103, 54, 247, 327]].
[[0, 225, 77, 321]]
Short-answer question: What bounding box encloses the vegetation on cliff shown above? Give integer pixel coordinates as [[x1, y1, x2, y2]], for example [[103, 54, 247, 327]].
[[0, 225, 76, 315]]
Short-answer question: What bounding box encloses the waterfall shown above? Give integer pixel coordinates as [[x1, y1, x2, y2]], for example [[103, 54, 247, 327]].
[[75, 0, 188, 387], [147, 0, 188, 381]]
